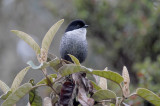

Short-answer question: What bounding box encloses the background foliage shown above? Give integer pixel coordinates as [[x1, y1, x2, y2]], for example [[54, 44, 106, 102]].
[[0, 0, 160, 105], [47, 0, 160, 105]]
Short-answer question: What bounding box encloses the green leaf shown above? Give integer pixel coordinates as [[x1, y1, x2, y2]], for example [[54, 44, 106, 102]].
[[92, 90, 116, 101], [41, 19, 64, 52], [48, 74, 57, 80], [36, 74, 57, 85], [0, 91, 12, 100], [90, 81, 101, 91], [11, 30, 40, 55], [86, 74, 96, 82], [136, 88, 160, 105], [36, 79, 47, 85], [49, 57, 60, 68], [29, 80, 42, 106], [51, 95, 59, 105], [27, 61, 48, 70], [0, 80, 10, 93], [92, 70, 124, 84], [53, 83, 62, 94], [2, 83, 32, 106], [11, 66, 30, 92], [27, 58, 59, 70], [58, 64, 92, 77], [68, 54, 80, 65]]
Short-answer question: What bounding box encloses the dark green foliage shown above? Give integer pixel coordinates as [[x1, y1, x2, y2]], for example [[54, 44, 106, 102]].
[[59, 1, 160, 104], [72, 0, 160, 82]]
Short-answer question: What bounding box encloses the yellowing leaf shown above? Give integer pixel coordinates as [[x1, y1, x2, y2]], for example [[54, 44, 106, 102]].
[[11, 30, 40, 55], [92, 89, 116, 101], [92, 70, 124, 84], [122, 66, 130, 97], [99, 67, 108, 90], [43, 97, 52, 106], [104, 67, 108, 71], [41, 19, 64, 53], [136, 88, 160, 105], [99, 77, 107, 90], [0, 91, 12, 100], [68, 54, 80, 65], [2, 83, 32, 106], [11, 66, 30, 92], [122, 66, 130, 85], [0, 80, 10, 93]]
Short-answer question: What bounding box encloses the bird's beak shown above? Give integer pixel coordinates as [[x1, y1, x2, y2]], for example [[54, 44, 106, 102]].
[[83, 25, 89, 28]]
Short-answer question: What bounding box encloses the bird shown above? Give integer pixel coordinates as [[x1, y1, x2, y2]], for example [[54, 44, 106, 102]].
[[60, 19, 88, 63]]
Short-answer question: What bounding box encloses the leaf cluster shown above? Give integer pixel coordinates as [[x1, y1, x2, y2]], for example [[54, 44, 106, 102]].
[[0, 19, 160, 106]]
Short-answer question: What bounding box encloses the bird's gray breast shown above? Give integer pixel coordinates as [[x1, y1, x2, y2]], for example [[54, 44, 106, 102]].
[[60, 29, 88, 63]]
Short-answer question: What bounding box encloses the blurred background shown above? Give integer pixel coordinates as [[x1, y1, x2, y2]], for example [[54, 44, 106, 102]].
[[0, 0, 160, 105]]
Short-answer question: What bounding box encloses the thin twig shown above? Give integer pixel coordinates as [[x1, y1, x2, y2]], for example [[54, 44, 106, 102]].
[[53, 76, 63, 84], [31, 84, 47, 90], [62, 59, 73, 64], [41, 68, 59, 95], [128, 93, 137, 98]]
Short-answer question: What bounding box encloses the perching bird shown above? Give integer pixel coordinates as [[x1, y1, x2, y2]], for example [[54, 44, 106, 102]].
[[60, 19, 88, 63]]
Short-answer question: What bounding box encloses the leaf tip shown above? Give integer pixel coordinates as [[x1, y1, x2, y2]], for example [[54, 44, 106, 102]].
[[60, 19, 64, 22], [123, 66, 127, 70], [10, 30, 17, 33]]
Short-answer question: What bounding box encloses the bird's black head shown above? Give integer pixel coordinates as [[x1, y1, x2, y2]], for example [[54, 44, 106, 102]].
[[65, 19, 88, 32]]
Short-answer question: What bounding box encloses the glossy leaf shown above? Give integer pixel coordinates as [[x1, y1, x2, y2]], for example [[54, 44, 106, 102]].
[[41, 19, 64, 52], [2, 83, 32, 106], [92, 89, 116, 101], [92, 70, 124, 84], [11, 66, 30, 92], [0, 80, 10, 93], [11, 30, 40, 55], [59, 64, 92, 77], [136, 88, 160, 105], [90, 81, 101, 90], [68, 54, 80, 65], [0, 91, 12, 100]]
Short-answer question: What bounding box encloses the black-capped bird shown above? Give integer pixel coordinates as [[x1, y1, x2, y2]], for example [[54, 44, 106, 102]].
[[60, 20, 88, 63]]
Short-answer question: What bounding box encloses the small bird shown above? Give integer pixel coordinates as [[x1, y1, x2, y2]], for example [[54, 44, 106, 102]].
[[60, 19, 88, 63]]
